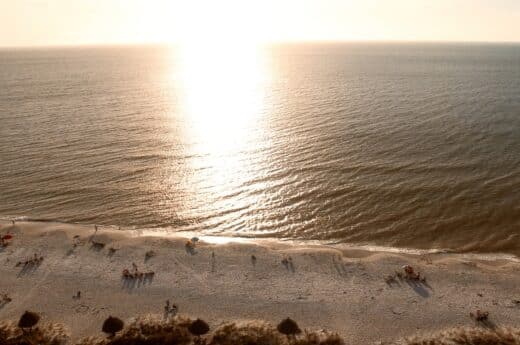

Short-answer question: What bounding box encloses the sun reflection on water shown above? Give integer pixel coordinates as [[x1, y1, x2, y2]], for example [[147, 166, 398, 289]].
[[177, 43, 268, 152], [172, 43, 272, 225]]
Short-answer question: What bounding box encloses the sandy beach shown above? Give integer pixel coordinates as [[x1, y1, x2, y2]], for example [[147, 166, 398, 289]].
[[0, 220, 519, 344]]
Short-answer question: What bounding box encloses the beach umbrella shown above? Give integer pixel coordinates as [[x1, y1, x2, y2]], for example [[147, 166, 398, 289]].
[[188, 318, 210, 337], [102, 316, 124, 337], [2, 234, 12, 240], [18, 311, 40, 330], [277, 318, 301, 337]]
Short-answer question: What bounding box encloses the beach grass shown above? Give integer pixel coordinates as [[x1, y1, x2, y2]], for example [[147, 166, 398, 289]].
[[1, 314, 520, 345]]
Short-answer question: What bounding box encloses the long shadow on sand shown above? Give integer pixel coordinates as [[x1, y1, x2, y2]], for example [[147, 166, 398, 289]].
[[387, 276, 433, 298], [185, 245, 196, 256], [0, 300, 11, 310], [17, 261, 42, 277], [332, 257, 348, 277], [478, 319, 497, 330], [282, 258, 295, 273], [121, 274, 154, 292], [405, 279, 431, 297]]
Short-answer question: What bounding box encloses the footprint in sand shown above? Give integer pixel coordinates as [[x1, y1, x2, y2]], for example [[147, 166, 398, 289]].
[[91, 306, 107, 315], [391, 307, 405, 315], [74, 304, 107, 315], [75, 304, 90, 314]]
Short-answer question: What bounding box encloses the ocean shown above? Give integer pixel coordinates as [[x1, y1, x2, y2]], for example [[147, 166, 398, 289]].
[[0, 43, 519, 256]]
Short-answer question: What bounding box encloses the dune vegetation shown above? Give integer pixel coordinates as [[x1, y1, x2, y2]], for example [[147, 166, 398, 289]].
[[1, 312, 520, 345]]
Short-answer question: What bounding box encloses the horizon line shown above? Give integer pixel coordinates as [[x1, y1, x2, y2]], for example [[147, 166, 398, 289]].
[[1, 39, 520, 50]]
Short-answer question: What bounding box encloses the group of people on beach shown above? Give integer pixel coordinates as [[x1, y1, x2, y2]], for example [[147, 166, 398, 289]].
[[122, 262, 155, 280]]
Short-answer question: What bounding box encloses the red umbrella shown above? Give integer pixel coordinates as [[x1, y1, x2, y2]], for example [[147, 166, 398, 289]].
[[2, 234, 12, 240]]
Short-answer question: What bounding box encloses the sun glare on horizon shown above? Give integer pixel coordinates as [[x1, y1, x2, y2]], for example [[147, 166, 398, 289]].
[[175, 43, 269, 151], [170, 0, 270, 47], [170, 0, 271, 149], [167, 0, 272, 155]]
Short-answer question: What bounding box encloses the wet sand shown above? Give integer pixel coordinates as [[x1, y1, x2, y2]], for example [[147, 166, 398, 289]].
[[0, 220, 519, 343]]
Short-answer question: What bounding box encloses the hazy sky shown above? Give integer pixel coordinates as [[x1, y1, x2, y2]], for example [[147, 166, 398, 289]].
[[1, 0, 519, 47]]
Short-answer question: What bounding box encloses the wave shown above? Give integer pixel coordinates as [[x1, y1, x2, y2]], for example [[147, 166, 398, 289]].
[[1, 215, 518, 262]]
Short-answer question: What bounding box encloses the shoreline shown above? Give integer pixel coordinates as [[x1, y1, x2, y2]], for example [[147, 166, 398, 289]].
[[1, 217, 518, 262], [1, 220, 519, 343]]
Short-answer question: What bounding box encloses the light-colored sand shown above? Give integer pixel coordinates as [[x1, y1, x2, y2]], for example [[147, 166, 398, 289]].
[[0, 220, 519, 344]]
